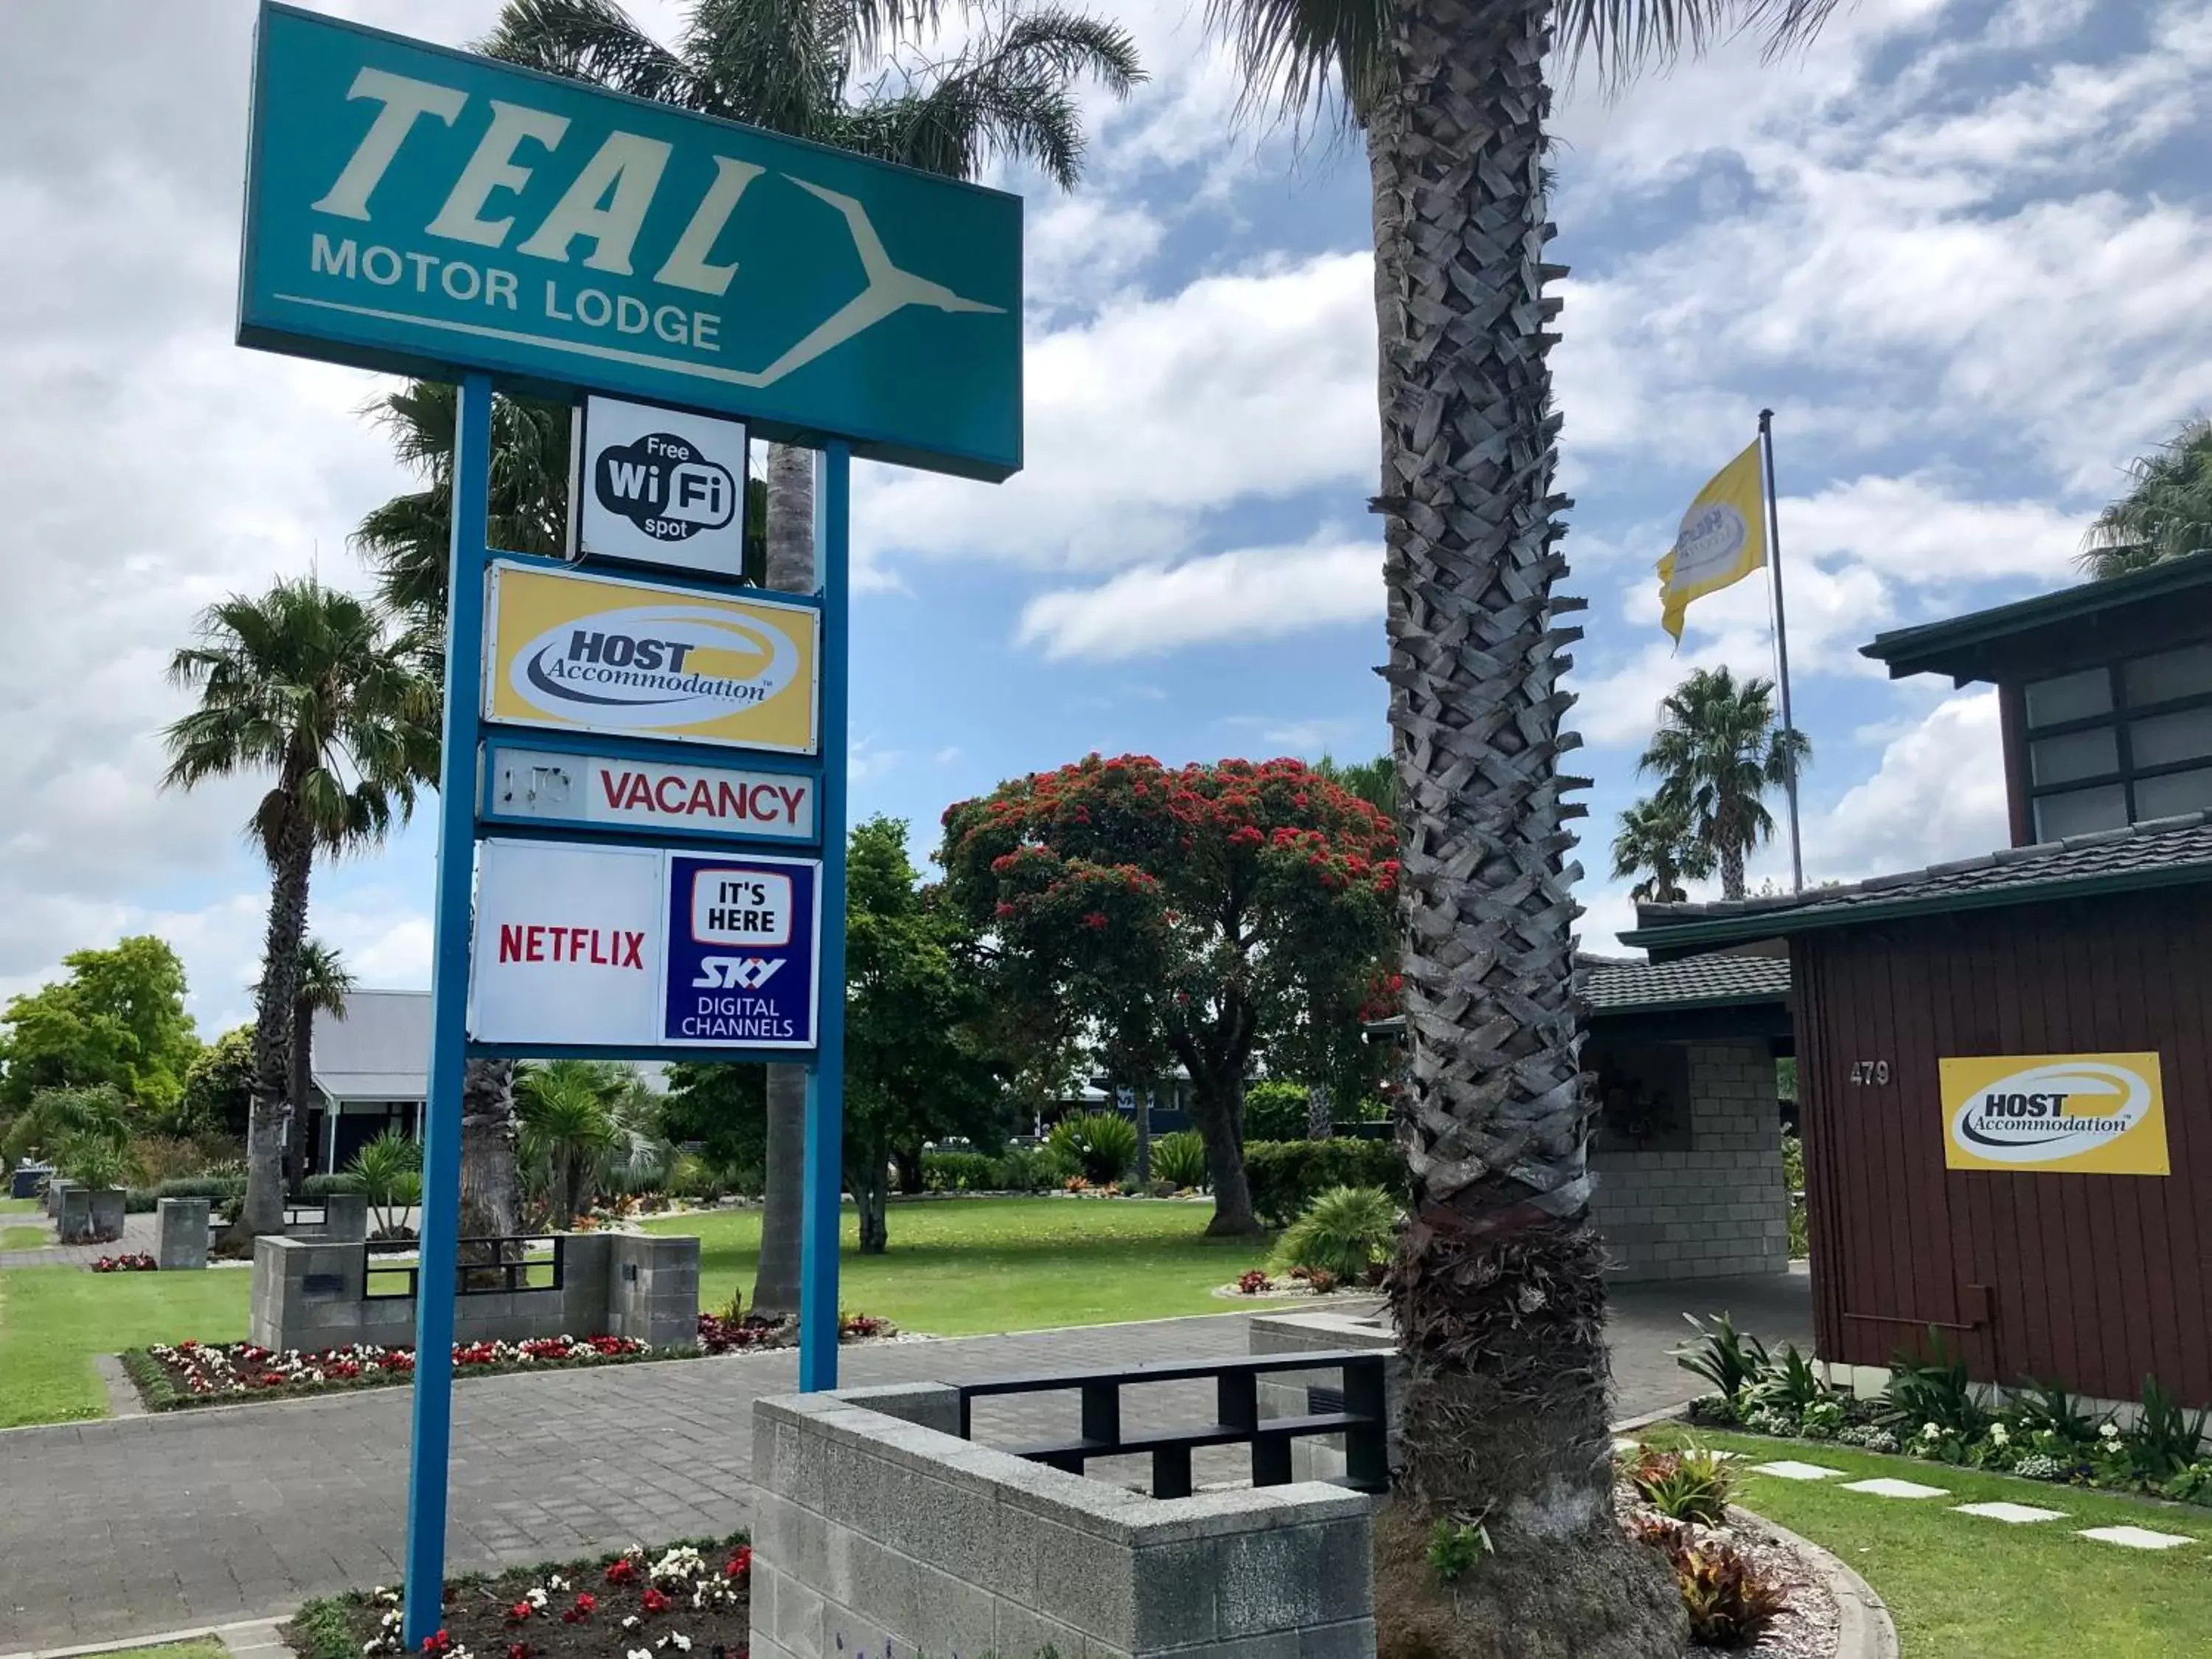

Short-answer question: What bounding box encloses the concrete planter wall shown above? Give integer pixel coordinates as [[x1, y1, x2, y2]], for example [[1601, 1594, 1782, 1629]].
[[752, 1383, 1374, 1659], [57, 1186, 124, 1245], [248, 1231, 698, 1352], [157, 1198, 212, 1270]]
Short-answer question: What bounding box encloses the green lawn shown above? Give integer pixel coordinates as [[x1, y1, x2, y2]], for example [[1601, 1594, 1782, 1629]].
[[97, 1643, 228, 1659], [0, 1195, 42, 1217], [1641, 1425, 2212, 1659], [1, 1224, 49, 1251], [0, 1265, 247, 1427], [648, 1195, 1273, 1334]]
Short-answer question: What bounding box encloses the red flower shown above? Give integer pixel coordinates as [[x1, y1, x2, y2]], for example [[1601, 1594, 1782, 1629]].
[[642, 1587, 672, 1615], [576, 1593, 597, 1614], [508, 1602, 534, 1623], [1082, 912, 1108, 930], [605, 1558, 639, 1585], [421, 1632, 452, 1655], [508, 1644, 532, 1659], [726, 1546, 754, 1580]]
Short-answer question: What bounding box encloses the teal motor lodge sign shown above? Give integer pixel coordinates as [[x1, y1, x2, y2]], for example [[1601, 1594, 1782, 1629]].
[[239, 4, 1023, 479]]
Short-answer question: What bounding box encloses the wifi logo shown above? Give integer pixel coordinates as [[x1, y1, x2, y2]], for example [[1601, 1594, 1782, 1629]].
[[594, 432, 737, 542]]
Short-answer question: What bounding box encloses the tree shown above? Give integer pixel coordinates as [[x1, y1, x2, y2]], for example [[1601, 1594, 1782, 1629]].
[[941, 756, 1398, 1236], [1210, 0, 1842, 1637], [2081, 418, 2212, 579], [1, 1085, 131, 1169], [261, 938, 354, 1190], [177, 1025, 257, 1143], [480, 0, 1141, 1316], [162, 580, 437, 1248], [1314, 753, 1396, 820], [0, 936, 199, 1116], [1638, 667, 1810, 900], [516, 1060, 625, 1225], [844, 816, 1012, 1251], [1610, 793, 1709, 905]]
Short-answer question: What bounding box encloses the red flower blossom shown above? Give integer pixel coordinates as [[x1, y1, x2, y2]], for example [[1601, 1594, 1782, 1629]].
[[641, 1587, 671, 1615], [726, 1546, 754, 1580], [508, 1644, 532, 1659], [507, 1602, 534, 1624], [421, 1632, 452, 1655], [1082, 912, 1108, 930], [605, 1558, 639, 1585]]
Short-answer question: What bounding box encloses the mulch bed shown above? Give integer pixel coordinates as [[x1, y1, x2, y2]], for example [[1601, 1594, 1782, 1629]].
[[288, 1538, 752, 1659]]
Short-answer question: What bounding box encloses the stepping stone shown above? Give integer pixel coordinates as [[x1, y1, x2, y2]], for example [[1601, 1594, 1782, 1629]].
[[1749, 1460, 1844, 1481], [2077, 1525, 2197, 1551], [1953, 1501, 2066, 1524], [1840, 1477, 1950, 1498], [1613, 1439, 1639, 1454]]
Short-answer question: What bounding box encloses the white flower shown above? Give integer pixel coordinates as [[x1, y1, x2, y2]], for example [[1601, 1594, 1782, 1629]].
[[1989, 1423, 2009, 1445], [630, 1648, 653, 1659], [525, 1589, 548, 1609], [2101, 1422, 2123, 1442], [671, 1634, 692, 1651], [623, 1616, 642, 1631]]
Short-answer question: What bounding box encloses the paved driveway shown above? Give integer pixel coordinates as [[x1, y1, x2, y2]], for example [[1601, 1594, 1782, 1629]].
[[0, 1272, 1809, 1653]]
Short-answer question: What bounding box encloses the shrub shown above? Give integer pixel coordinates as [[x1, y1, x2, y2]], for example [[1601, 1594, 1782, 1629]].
[[1046, 1112, 1137, 1185], [922, 1150, 999, 1192], [299, 1173, 349, 1202], [56, 1133, 135, 1192], [2010, 1451, 2067, 1481], [1627, 1445, 1735, 1526], [1149, 1129, 1208, 1189], [1425, 1516, 1492, 1584], [1799, 1397, 1846, 1439], [1673, 1312, 1770, 1403], [1243, 1081, 1310, 1141], [1235, 1268, 1270, 1295], [2006, 1376, 2103, 1453], [1638, 1522, 1790, 1647], [1687, 1393, 1742, 1428], [1742, 1406, 1798, 1438], [1835, 1424, 1898, 1453], [1242, 1138, 1406, 1228], [2121, 1375, 2209, 1483], [1878, 1330, 1984, 1438], [158, 1175, 248, 1203], [667, 1153, 725, 1202], [1272, 1186, 1399, 1281], [992, 1144, 1062, 1192], [128, 1134, 240, 1186], [1746, 1343, 1824, 1414], [1781, 1130, 1809, 1259]]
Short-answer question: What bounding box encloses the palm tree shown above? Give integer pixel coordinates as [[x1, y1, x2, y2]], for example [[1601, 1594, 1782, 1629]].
[[2080, 417, 2212, 579], [515, 1060, 625, 1225], [1314, 752, 1396, 818], [1610, 793, 1708, 905], [1639, 667, 1810, 900], [472, 0, 1140, 1317], [1209, 0, 1840, 1638], [163, 580, 437, 1247], [279, 938, 355, 1191]]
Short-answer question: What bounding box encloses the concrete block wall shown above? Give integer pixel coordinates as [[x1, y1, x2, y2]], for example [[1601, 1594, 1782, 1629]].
[[248, 1231, 700, 1353], [1590, 1040, 1789, 1282], [752, 1383, 1374, 1659]]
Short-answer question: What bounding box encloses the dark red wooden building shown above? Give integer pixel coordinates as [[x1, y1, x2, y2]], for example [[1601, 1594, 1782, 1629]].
[[1628, 555, 2212, 1407]]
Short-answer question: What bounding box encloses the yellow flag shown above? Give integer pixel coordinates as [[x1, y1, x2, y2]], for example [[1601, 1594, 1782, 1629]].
[[1656, 439, 1767, 642]]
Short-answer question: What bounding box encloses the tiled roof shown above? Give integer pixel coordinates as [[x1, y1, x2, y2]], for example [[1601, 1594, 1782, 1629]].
[[1626, 812, 2212, 950], [1585, 954, 1790, 1010]]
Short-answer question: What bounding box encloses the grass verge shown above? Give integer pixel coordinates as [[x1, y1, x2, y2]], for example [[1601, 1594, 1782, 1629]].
[[0, 1195, 42, 1218], [1642, 1424, 2212, 1659], [89, 1643, 229, 1659], [1, 1224, 48, 1250], [0, 1265, 247, 1427], [648, 1194, 1273, 1335]]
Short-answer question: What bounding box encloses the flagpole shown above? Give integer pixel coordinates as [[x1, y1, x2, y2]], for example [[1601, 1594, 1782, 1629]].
[[1758, 408, 1805, 894]]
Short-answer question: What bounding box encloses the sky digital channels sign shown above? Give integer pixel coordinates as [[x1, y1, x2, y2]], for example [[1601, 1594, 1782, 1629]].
[[238, 3, 1021, 479], [468, 841, 819, 1051], [483, 560, 818, 753]]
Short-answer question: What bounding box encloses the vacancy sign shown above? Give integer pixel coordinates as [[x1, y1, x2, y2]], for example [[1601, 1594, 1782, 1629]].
[[483, 743, 814, 843], [571, 395, 748, 577], [468, 839, 665, 1046]]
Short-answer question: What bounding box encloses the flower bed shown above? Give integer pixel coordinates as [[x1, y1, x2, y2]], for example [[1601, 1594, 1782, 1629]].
[[288, 1536, 751, 1659], [125, 1334, 661, 1409], [91, 1253, 158, 1273], [1675, 1311, 2212, 1509], [695, 1310, 896, 1353]]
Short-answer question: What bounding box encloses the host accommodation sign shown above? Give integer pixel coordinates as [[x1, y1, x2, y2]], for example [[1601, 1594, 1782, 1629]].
[[238, 4, 1021, 479], [1939, 1052, 2171, 1176], [484, 562, 818, 753]]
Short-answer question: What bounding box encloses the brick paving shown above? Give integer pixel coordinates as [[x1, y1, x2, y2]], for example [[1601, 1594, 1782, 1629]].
[[0, 1272, 1809, 1653], [0, 1213, 162, 1270]]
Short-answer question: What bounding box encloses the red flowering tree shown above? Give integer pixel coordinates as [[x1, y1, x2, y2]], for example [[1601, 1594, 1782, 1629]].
[[939, 755, 1399, 1235]]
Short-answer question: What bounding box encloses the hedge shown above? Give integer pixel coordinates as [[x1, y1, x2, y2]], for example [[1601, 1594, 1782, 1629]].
[[1242, 1137, 1408, 1228]]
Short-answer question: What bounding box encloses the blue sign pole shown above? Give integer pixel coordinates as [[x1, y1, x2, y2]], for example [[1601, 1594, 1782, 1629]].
[[799, 442, 851, 1392], [402, 370, 493, 1646]]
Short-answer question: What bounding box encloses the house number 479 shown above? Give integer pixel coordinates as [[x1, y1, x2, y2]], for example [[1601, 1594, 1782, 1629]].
[[1847, 1060, 1892, 1085]]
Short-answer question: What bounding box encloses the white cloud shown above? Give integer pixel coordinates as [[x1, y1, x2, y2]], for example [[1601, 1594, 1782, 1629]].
[[1016, 535, 1380, 660], [1807, 690, 2010, 880], [857, 253, 1377, 572]]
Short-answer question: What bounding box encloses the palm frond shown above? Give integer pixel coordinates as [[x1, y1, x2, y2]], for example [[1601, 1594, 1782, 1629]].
[[479, 0, 699, 103], [1204, 0, 1389, 131], [2079, 418, 2212, 579], [1555, 0, 1843, 88]]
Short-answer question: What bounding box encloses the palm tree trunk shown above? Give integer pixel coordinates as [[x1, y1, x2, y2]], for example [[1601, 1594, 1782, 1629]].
[[1719, 840, 1746, 900], [459, 1059, 521, 1286], [230, 818, 312, 1250], [1376, 0, 1680, 1646], [754, 441, 815, 1318], [287, 996, 316, 1192], [1305, 1082, 1334, 1141]]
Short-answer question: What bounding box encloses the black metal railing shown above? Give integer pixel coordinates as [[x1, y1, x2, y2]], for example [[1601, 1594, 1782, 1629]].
[[362, 1234, 566, 1300], [955, 1350, 1388, 1500]]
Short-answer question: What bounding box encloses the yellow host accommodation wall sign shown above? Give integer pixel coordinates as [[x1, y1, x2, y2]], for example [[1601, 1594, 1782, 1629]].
[[484, 563, 819, 754], [1939, 1052, 2170, 1176]]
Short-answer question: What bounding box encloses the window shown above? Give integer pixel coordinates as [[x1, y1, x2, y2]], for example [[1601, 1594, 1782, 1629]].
[[2018, 644, 2212, 836], [2024, 666, 2112, 726], [2034, 784, 2128, 841], [2124, 643, 2212, 709]]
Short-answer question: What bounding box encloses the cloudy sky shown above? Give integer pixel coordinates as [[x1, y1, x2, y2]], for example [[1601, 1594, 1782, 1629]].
[[2, 0, 2207, 1034]]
